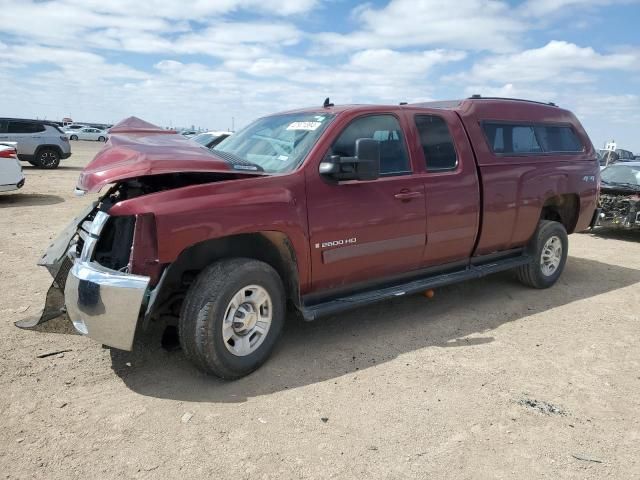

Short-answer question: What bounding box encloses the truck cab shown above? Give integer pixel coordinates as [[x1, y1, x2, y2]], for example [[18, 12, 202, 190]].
[[21, 98, 599, 379]]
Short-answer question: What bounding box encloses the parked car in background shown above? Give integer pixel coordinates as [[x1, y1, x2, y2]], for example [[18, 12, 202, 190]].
[[598, 149, 619, 168], [0, 142, 25, 192], [597, 162, 640, 229], [180, 130, 198, 138], [616, 148, 635, 161], [0, 118, 71, 169], [23, 98, 599, 379], [66, 127, 108, 142], [191, 130, 232, 149], [64, 124, 85, 131]]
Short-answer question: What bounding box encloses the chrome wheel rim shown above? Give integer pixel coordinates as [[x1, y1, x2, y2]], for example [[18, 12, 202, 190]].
[[40, 151, 57, 167], [222, 285, 272, 357], [540, 235, 562, 276]]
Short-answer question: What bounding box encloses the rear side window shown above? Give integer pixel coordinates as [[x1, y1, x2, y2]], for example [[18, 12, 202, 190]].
[[331, 115, 410, 176], [7, 121, 45, 134], [534, 125, 582, 152], [483, 122, 583, 155], [415, 115, 458, 171]]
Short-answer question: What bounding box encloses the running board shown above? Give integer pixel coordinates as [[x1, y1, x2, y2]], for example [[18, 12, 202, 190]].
[[301, 255, 531, 321]]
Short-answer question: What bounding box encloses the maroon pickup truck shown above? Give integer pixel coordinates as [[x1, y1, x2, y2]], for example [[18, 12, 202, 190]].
[[20, 97, 600, 379]]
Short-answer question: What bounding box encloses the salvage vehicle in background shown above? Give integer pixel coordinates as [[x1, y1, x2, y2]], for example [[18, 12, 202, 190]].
[[0, 118, 71, 169], [191, 130, 232, 150], [0, 142, 25, 193], [66, 127, 108, 142], [615, 148, 635, 161], [19, 97, 599, 379], [597, 161, 640, 229]]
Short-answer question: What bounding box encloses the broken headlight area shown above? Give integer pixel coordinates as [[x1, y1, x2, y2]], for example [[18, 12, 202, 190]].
[[94, 215, 135, 272], [598, 192, 640, 229]]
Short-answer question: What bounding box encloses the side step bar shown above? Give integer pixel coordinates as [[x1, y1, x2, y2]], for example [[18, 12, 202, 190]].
[[301, 255, 531, 321]]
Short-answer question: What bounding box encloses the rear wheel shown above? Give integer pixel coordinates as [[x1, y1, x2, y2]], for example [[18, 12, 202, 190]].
[[517, 220, 568, 289], [70, 135, 78, 140], [179, 258, 285, 379], [34, 148, 60, 169], [98, 136, 106, 142]]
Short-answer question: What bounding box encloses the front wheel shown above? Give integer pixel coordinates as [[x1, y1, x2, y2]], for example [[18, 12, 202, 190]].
[[70, 135, 78, 140], [98, 136, 106, 142], [179, 258, 285, 379], [517, 220, 568, 289], [35, 148, 60, 169]]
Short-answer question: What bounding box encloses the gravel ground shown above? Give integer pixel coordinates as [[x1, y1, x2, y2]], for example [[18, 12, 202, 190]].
[[1, 141, 639, 479]]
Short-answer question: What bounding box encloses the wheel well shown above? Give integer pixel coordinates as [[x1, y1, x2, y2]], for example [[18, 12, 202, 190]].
[[540, 194, 580, 233], [35, 145, 62, 157], [149, 232, 300, 321]]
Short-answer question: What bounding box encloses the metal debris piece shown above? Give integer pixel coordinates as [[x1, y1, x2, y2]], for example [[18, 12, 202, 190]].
[[36, 349, 72, 359], [572, 454, 603, 464]]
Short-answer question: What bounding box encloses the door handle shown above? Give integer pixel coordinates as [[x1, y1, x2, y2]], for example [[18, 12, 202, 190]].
[[394, 190, 423, 201]]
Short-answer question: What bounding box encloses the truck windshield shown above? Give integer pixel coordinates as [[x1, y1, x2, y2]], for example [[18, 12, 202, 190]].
[[214, 112, 335, 173]]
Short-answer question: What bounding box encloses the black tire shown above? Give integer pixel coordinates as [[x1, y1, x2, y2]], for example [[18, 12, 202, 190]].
[[98, 136, 106, 142], [34, 148, 60, 169], [179, 258, 285, 379], [516, 220, 568, 289], [70, 135, 78, 140]]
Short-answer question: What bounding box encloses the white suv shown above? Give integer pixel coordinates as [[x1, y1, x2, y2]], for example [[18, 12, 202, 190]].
[[0, 118, 72, 169]]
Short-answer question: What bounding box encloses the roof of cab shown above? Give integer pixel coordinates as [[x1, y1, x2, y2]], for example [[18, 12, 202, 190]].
[[277, 96, 562, 117]]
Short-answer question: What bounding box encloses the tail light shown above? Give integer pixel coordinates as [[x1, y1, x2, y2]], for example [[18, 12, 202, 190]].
[[0, 147, 17, 159]]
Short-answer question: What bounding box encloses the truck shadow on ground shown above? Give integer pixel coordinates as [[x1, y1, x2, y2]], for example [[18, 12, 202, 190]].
[[0, 193, 64, 207], [111, 256, 640, 403]]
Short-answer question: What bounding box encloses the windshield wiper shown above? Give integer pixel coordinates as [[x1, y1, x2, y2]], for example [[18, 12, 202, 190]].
[[211, 149, 265, 173], [602, 181, 640, 189]]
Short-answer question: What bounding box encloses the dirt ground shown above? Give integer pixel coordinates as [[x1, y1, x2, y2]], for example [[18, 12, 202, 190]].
[[0, 141, 639, 479]]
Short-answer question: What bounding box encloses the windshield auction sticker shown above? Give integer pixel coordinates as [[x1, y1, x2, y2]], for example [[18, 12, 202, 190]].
[[286, 121, 322, 131]]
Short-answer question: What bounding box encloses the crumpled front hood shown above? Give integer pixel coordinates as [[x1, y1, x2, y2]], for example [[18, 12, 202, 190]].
[[77, 117, 263, 193]]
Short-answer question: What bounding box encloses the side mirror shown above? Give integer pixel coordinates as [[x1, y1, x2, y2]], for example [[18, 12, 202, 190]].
[[319, 138, 380, 181]]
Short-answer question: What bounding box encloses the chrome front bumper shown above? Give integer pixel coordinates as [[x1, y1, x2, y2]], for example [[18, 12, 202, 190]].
[[17, 207, 151, 351], [65, 257, 150, 351]]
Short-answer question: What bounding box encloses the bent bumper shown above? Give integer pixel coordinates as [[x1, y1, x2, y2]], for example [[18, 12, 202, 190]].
[[18, 207, 151, 351], [65, 259, 150, 351]]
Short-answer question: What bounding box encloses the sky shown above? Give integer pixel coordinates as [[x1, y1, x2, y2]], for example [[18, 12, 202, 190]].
[[0, 0, 639, 151]]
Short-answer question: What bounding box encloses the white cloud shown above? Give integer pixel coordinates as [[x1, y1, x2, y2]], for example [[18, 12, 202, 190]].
[[520, 0, 634, 17], [0, 43, 147, 82], [314, 0, 524, 53], [457, 40, 639, 84], [0, 0, 310, 60]]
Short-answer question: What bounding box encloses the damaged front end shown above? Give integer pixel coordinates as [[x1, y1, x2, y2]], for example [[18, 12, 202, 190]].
[[16, 116, 266, 350], [598, 190, 640, 229], [16, 193, 151, 351]]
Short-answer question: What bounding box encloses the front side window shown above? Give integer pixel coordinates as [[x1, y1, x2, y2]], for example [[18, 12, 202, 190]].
[[483, 122, 584, 155], [415, 115, 458, 171], [214, 113, 335, 173], [330, 115, 410, 176]]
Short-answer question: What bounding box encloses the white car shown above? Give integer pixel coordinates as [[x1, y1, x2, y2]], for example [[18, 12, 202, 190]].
[[0, 142, 25, 193], [66, 127, 108, 142], [191, 131, 233, 149]]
